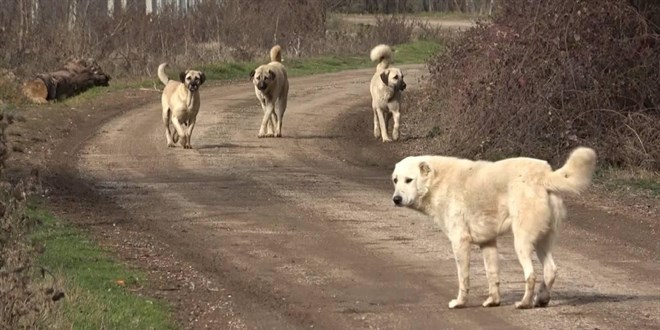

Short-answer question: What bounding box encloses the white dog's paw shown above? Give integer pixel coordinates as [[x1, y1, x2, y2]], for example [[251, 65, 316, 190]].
[[482, 296, 500, 307], [533, 292, 551, 307], [514, 301, 533, 309], [167, 142, 176, 148], [448, 299, 466, 309], [382, 138, 393, 143]]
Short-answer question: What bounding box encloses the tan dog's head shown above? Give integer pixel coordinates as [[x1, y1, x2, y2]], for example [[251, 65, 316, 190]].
[[391, 156, 433, 208], [249, 66, 276, 92], [179, 70, 206, 92], [380, 68, 406, 92]]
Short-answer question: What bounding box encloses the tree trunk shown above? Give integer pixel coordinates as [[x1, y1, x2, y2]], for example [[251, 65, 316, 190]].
[[21, 58, 111, 104]]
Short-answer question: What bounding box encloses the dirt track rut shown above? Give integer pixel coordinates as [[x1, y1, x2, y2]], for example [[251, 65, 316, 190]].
[[53, 67, 658, 329]]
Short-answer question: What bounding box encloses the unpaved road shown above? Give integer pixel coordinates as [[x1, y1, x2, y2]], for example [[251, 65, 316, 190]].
[[46, 67, 658, 329]]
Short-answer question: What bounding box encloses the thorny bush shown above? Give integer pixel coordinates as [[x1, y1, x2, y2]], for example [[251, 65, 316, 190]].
[[422, 0, 659, 169]]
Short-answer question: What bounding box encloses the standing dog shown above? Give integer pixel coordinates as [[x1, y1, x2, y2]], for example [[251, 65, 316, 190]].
[[370, 44, 406, 142], [250, 45, 289, 138], [391, 147, 597, 309], [158, 63, 205, 149]]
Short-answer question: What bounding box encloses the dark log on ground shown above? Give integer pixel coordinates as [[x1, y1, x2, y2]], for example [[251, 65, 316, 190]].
[[21, 58, 111, 104]]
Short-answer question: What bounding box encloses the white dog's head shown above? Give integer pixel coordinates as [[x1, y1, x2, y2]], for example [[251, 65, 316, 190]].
[[179, 70, 205, 92], [391, 156, 433, 208], [380, 68, 406, 92]]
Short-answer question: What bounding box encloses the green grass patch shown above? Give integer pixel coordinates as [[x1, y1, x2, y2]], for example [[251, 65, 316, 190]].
[[595, 167, 660, 197], [201, 40, 441, 81], [408, 11, 485, 20], [28, 207, 176, 330]]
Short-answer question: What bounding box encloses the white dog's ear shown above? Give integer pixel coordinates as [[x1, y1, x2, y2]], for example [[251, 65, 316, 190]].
[[268, 70, 276, 80], [380, 71, 388, 85], [419, 162, 432, 176], [199, 72, 206, 85], [249, 70, 255, 80], [179, 71, 187, 83]]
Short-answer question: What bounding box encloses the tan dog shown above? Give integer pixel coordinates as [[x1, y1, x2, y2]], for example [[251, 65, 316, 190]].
[[158, 63, 205, 149], [249, 45, 289, 138], [391, 147, 597, 309], [370, 44, 406, 142]]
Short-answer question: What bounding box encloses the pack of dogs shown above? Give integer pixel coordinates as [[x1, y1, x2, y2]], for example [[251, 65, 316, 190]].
[[157, 44, 597, 309]]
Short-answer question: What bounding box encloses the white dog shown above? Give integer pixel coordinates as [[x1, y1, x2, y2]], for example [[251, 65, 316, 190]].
[[250, 45, 289, 138], [370, 44, 406, 142], [158, 63, 205, 148], [391, 147, 597, 309]]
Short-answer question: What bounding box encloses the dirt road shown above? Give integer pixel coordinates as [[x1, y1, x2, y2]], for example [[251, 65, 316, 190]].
[[47, 67, 658, 329]]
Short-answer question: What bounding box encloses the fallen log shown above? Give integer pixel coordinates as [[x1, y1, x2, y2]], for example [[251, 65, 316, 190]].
[[22, 58, 111, 104]]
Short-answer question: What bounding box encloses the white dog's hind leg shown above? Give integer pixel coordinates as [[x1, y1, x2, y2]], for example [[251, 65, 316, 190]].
[[449, 234, 471, 308], [534, 235, 557, 307], [480, 240, 501, 307], [513, 234, 536, 309], [267, 113, 275, 136]]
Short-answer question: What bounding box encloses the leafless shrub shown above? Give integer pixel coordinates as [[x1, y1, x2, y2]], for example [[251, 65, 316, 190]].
[[421, 0, 659, 169], [0, 107, 54, 328]]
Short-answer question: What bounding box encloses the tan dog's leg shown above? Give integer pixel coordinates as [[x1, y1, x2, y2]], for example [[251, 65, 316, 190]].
[[184, 117, 196, 149], [162, 108, 175, 147], [449, 230, 471, 308], [259, 103, 275, 138], [372, 106, 381, 139], [480, 240, 501, 307], [171, 117, 188, 148], [513, 233, 536, 309], [390, 103, 401, 141], [534, 235, 557, 307], [274, 97, 286, 137], [376, 107, 392, 142]]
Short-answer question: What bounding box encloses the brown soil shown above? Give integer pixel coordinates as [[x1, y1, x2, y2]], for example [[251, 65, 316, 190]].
[[8, 66, 659, 329]]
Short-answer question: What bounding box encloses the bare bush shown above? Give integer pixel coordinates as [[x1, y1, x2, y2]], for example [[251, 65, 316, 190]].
[[422, 0, 659, 169], [1, 1, 427, 83], [0, 108, 54, 328]]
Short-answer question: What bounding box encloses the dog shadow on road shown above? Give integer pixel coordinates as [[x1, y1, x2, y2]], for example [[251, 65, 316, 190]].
[[195, 143, 271, 150], [501, 290, 659, 307]]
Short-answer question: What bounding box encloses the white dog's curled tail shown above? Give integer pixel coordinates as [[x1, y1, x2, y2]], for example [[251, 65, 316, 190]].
[[544, 147, 597, 195], [157, 63, 169, 85], [270, 45, 283, 63], [370, 44, 393, 71]]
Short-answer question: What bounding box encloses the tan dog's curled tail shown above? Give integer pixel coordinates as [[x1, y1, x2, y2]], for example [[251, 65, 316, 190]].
[[544, 147, 597, 195], [157, 63, 169, 85], [370, 44, 393, 71], [270, 45, 283, 63]]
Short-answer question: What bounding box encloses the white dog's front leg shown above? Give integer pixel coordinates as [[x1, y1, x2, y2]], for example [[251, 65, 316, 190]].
[[163, 109, 175, 147], [259, 104, 275, 138], [449, 234, 471, 308]]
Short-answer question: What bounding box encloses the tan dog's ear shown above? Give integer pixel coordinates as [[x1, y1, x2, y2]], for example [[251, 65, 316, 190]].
[[419, 162, 432, 176], [199, 72, 206, 85], [179, 71, 187, 83], [380, 71, 388, 85], [249, 70, 255, 80], [268, 70, 276, 80]]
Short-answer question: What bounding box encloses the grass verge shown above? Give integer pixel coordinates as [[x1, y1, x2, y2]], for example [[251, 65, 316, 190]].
[[28, 207, 176, 330], [201, 40, 442, 81], [595, 168, 660, 198]]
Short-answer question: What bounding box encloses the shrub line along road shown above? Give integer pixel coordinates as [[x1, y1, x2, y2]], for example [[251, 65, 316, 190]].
[[49, 66, 658, 329]]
